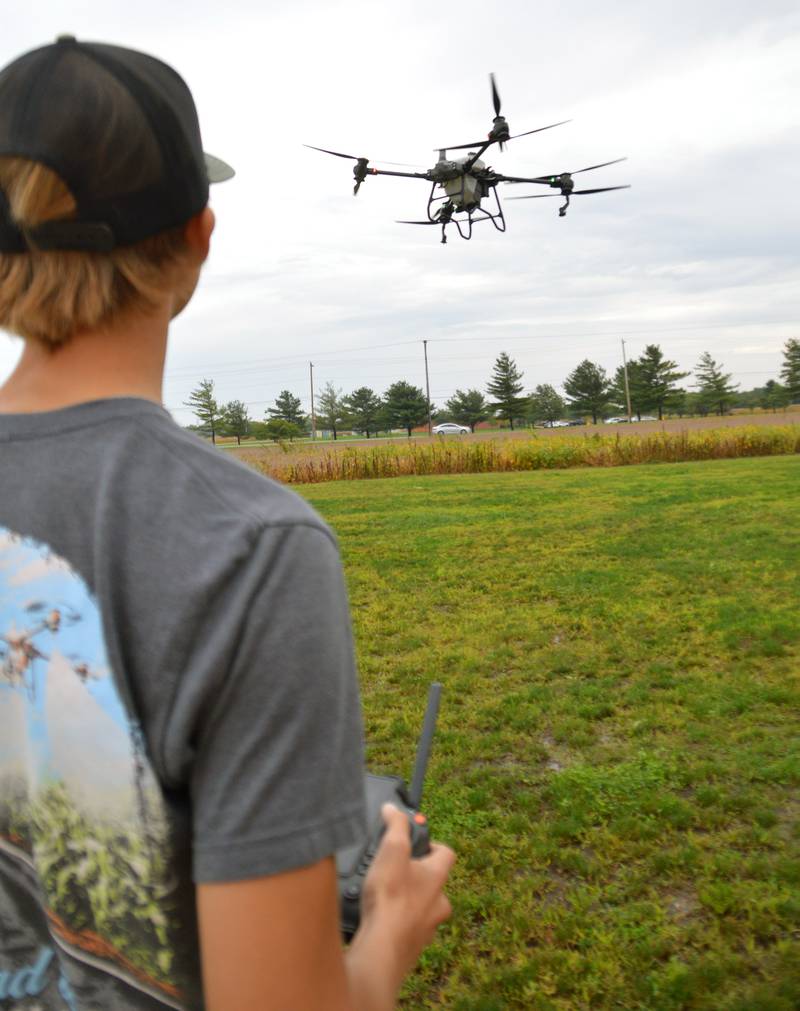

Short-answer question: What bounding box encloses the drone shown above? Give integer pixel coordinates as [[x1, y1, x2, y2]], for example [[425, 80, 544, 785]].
[[306, 74, 629, 243]]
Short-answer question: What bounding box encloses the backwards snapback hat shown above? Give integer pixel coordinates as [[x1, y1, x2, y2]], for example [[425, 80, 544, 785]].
[[0, 34, 234, 253]]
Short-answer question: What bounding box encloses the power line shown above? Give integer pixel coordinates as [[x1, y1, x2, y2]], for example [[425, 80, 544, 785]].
[[164, 337, 422, 378], [430, 320, 798, 344], [164, 317, 797, 380]]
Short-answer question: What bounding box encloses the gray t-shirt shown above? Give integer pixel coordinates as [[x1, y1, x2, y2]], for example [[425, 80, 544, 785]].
[[0, 397, 366, 1010]]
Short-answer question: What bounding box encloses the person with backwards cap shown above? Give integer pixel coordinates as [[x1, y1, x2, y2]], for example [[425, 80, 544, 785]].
[[0, 35, 454, 1011]]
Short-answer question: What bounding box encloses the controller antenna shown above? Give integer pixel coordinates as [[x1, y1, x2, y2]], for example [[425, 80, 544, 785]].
[[408, 683, 443, 809]]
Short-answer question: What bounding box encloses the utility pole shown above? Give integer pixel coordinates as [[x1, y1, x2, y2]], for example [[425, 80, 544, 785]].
[[309, 361, 317, 440], [621, 339, 633, 423], [423, 339, 432, 436]]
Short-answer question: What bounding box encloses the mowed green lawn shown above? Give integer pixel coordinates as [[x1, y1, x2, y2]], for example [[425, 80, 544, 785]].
[[299, 456, 800, 1011]]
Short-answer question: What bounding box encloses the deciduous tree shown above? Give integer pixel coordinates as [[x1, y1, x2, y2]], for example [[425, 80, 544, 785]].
[[444, 388, 489, 432], [222, 400, 251, 445], [760, 380, 790, 412], [316, 382, 347, 440], [528, 384, 566, 425], [263, 419, 304, 442], [563, 360, 612, 424], [486, 353, 525, 430]]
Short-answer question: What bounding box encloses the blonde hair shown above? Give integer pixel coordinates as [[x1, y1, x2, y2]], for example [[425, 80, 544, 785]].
[[0, 157, 192, 347]]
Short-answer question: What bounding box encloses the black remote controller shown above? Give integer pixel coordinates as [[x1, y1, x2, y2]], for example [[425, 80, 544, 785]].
[[336, 683, 442, 940]]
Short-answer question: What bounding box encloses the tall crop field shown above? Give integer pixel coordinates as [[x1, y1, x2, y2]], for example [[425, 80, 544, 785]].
[[239, 425, 800, 485]]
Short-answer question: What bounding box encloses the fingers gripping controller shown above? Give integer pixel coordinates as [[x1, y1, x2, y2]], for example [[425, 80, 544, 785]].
[[336, 683, 443, 939]]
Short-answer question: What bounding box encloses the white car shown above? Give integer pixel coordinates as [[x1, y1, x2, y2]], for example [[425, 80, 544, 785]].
[[432, 422, 470, 435], [605, 416, 630, 424]]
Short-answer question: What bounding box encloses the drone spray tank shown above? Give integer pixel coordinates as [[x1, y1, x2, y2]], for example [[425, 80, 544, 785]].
[[445, 154, 486, 210]]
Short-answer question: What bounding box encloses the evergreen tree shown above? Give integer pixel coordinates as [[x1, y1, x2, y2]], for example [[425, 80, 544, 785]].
[[563, 360, 612, 424], [780, 338, 800, 403], [222, 400, 251, 445], [486, 352, 526, 430], [528, 384, 566, 425], [184, 379, 221, 444], [695, 352, 739, 416], [268, 390, 305, 427], [444, 388, 489, 432], [635, 344, 690, 419], [609, 362, 645, 419], [316, 382, 346, 440], [344, 387, 383, 438], [383, 381, 430, 437], [760, 380, 790, 412]]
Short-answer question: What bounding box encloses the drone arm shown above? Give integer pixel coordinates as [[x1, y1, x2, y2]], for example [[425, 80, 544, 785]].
[[463, 141, 495, 173], [495, 174, 553, 185], [369, 168, 431, 180]]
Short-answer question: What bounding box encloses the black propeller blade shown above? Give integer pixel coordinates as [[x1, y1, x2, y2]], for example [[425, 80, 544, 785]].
[[572, 157, 627, 175], [573, 185, 631, 195], [304, 144, 362, 160], [490, 72, 501, 118], [305, 145, 373, 195], [396, 220, 439, 225], [507, 120, 571, 142], [441, 120, 570, 153], [507, 185, 630, 200], [518, 157, 628, 183]]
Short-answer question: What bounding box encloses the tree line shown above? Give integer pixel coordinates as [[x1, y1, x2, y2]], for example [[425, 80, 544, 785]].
[[185, 338, 800, 443]]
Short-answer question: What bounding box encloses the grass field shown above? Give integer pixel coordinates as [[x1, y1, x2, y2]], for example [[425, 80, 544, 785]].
[[298, 455, 800, 1010]]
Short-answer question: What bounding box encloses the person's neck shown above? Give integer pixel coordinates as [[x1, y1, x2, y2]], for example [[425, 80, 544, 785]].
[[0, 303, 170, 414]]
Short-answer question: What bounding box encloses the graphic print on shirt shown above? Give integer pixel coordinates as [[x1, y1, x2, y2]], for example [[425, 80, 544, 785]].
[[0, 528, 194, 1010]]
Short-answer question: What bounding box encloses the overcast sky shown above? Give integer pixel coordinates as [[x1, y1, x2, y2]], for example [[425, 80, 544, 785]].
[[2, 0, 798, 424]]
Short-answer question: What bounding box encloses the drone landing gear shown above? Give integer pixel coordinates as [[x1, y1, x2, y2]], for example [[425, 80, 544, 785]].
[[425, 182, 507, 243], [559, 194, 571, 217]]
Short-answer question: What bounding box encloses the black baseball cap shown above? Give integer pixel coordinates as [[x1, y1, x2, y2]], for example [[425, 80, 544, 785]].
[[0, 34, 234, 253]]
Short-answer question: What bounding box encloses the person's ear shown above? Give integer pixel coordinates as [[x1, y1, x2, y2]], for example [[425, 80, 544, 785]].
[[184, 206, 215, 263]]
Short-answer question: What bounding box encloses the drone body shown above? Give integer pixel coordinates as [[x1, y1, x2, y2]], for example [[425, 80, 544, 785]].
[[306, 75, 629, 243]]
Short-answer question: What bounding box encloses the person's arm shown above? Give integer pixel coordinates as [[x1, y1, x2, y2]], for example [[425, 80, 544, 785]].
[[197, 804, 455, 1011]]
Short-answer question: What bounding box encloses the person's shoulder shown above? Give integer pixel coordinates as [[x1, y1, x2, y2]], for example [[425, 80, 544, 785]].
[[124, 403, 327, 540]]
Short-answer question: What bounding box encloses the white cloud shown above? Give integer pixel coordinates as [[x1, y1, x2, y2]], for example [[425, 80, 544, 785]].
[[1, 1, 798, 415]]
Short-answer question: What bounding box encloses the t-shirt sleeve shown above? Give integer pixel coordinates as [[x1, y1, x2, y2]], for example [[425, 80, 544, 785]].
[[178, 522, 367, 882]]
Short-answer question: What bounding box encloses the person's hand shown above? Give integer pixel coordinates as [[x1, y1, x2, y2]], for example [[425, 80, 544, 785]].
[[355, 803, 455, 979]]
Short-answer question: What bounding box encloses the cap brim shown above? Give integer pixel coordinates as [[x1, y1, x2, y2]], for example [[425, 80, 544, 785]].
[[205, 152, 235, 183]]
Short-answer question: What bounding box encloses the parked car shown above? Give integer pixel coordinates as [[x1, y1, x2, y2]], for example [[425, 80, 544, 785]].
[[566, 419, 584, 426], [432, 422, 470, 435], [539, 419, 570, 428], [605, 416, 630, 424]]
